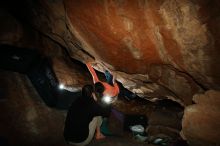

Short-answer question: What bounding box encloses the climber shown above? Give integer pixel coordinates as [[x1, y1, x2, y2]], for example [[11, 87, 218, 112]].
[[86, 62, 120, 104], [86, 62, 120, 136], [64, 84, 111, 146]]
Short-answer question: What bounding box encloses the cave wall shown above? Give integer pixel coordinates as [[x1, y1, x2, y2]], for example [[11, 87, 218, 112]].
[[64, 0, 220, 105], [0, 3, 90, 89], [0, 0, 220, 145], [3, 0, 219, 106], [52, 57, 92, 91], [1, 0, 220, 106], [0, 71, 66, 146], [1, 0, 220, 100], [65, 0, 220, 87], [181, 90, 220, 146]]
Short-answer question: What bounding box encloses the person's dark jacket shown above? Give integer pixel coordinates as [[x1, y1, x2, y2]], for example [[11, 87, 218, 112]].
[[64, 95, 111, 143]]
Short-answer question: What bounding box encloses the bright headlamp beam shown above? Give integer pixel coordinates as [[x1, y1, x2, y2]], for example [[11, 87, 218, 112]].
[[59, 84, 64, 90], [103, 95, 112, 104]]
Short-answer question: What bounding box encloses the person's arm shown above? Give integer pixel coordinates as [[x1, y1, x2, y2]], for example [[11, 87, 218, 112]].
[[112, 72, 116, 84], [86, 62, 100, 83], [114, 82, 120, 95], [109, 71, 119, 94]]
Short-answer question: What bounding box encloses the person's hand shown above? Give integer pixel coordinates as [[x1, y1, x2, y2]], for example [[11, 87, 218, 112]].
[[84, 56, 95, 64], [85, 56, 96, 63]]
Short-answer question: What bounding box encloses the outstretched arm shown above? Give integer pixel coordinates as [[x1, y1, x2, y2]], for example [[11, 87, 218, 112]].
[[86, 62, 100, 83], [109, 71, 120, 94], [112, 72, 117, 84]]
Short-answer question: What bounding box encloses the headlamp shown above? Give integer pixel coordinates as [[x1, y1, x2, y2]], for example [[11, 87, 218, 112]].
[[59, 84, 64, 90], [102, 95, 112, 104]]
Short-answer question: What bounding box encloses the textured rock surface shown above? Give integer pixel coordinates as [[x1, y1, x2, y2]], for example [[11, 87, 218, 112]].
[[1, 0, 220, 106], [52, 57, 92, 91], [1, 0, 220, 145], [181, 90, 220, 146], [63, 0, 220, 105], [0, 71, 66, 146]]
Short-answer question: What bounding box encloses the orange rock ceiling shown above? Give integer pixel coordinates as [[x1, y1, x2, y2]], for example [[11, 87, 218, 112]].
[[1, 0, 220, 145], [65, 0, 167, 73], [64, 0, 220, 77]]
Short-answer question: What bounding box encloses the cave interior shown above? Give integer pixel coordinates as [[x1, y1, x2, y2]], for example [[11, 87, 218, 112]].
[[0, 0, 220, 146]]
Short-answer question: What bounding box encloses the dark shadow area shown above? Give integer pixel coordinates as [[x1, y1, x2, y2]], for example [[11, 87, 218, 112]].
[[155, 99, 184, 110], [0, 44, 41, 74], [0, 137, 9, 146], [27, 57, 80, 110], [118, 82, 139, 101], [0, 71, 7, 102], [0, 44, 80, 110]]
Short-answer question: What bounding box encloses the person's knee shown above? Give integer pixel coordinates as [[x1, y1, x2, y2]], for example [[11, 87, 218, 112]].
[[97, 116, 103, 127]]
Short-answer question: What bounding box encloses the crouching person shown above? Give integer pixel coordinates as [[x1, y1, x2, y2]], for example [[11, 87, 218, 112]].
[[64, 84, 111, 146]]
